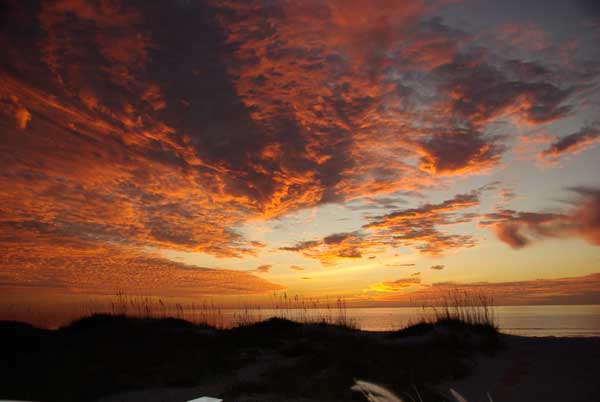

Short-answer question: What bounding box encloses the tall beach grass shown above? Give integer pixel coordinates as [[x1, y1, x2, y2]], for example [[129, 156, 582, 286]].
[[2, 289, 496, 332], [407, 290, 497, 331], [352, 380, 494, 402], [105, 292, 360, 329]]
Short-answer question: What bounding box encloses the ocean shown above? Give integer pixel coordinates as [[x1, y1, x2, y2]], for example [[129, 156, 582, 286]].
[[5, 304, 600, 337], [220, 305, 600, 337]]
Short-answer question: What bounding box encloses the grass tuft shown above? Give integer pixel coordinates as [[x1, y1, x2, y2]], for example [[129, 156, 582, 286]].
[[352, 380, 404, 402], [353, 380, 492, 402], [399, 290, 497, 334], [77, 292, 360, 330]]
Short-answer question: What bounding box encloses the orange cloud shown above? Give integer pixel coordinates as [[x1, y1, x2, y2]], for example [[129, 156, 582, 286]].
[[15, 107, 31, 129], [363, 191, 481, 255], [0, 66, 260, 258], [282, 190, 486, 264], [369, 276, 422, 292], [480, 187, 600, 248], [1, 0, 598, 300], [212, 0, 502, 196], [0, 225, 283, 298], [281, 232, 380, 266], [0, 94, 32, 129], [369, 273, 600, 305], [209, 0, 589, 195], [3, 1, 590, 248]]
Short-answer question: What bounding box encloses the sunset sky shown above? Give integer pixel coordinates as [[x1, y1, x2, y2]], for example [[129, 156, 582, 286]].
[[1, 0, 600, 310]]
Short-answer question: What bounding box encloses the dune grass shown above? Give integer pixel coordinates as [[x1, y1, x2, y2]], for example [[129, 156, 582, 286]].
[[429, 291, 496, 328], [1, 299, 502, 402], [98, 290, 495, 332], [352, 380, 494, 402], [107, 292, 227, 328], [399, 290, 497, 334], [2, 289, 497, 333], [81, 291, 360, 330]]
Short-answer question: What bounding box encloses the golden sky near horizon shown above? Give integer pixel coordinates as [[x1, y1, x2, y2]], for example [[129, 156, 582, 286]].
[[1, 0, 600, 309]]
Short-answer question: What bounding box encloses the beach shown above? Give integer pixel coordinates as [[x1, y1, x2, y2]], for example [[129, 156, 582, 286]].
[[96, 334, 600, 402], [441, 335, 600, 402], [2, 315, 599, 402]]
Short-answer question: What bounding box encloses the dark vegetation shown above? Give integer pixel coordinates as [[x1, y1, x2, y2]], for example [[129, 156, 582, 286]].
[[0, 306, 500, 402]]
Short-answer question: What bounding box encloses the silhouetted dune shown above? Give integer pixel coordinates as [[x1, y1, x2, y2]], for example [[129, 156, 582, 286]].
[[1, 314, 502, 402], [60, 313, 208, 335]]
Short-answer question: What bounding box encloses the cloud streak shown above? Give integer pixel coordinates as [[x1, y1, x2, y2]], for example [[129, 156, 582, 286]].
[[363, 191, 481, 256], [369, 276, 422, 292], [280, 232, 377, 266], [540, 124, 600, 163], [281, 190, 485, 264], [480, 187, 600, 248], [368, 273, 600, 305]]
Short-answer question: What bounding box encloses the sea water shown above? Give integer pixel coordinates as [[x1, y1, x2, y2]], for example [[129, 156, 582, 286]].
[[220, 305, 600, 337]]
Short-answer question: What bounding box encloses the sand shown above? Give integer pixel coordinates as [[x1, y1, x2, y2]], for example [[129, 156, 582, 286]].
[[97, 334, 600, 402], [440, 335, 600, 402]]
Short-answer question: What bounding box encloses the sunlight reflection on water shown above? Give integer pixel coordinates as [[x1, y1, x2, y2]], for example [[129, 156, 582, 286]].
[[220, 305, 600, 337]]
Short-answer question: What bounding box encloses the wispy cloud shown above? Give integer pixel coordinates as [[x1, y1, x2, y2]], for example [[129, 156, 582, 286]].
[[251, 264, 272, 274], [480, 187, 600, 248], [280, 232, 377, 266], [281, 188, 490, 264], [539, 123, 600, 164], [363, 191, 481, 255], [369, 276, 422, 292]]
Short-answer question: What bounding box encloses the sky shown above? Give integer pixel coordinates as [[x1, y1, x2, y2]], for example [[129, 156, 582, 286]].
[[1, 0, 600, 311]]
